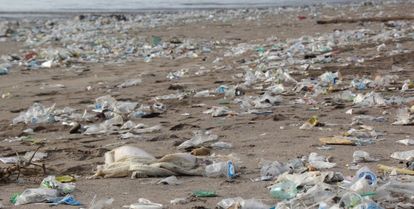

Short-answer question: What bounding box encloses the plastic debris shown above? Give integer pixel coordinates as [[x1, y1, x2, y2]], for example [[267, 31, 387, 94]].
[[14, 188, 59, 205], [391, 150, 414, 161], [308, 152, 336, 169], [0, 151, 47, 164], [217, 197, 269, 209], [210, 141, 233, 150], [270, 180, 298, 200], [353, 92, 386, 107], [205, 160, 236, 181], [12, 103, 56, 124], [49, 195, 81, 206], [117, 79, 142, 88], [259, 160, 289, 181], [123, 198, 164, 209], [393, 107, 414, 125], [157, 176, 181, 185], [88, 196, 114, 209], [89, 145, 203, 179], [193, 190, 217, 197], [177, 131, 219, 151], [203, 106, 236, 117], [0, 67, 9, 75], [396, 139, 414, 146], [353, 150, 379, 163]]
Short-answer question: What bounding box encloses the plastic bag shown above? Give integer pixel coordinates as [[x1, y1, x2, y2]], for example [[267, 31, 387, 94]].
[[177, 131, 218, 150], [15, 188, 59, 205]]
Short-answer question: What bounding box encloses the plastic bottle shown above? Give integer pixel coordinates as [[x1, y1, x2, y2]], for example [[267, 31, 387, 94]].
[[0, 67, 8, 75], [354, 202, 384, 209], [338, 192, 363, 209], [350, 178, 373, 194], [318, 202, 329, 209], [217, 197, 244, 209], [205, 160, 236, 181], [216, 85, 229, 94], [270, 180, 297, 200], [226, 160, 236, 181]]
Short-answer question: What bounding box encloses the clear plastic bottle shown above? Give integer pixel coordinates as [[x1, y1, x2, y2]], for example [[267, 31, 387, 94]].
[[0, 67, 8, 75], [270, 180, 297, 200], [205, 160, 236, 181], [338, 192, 363, 209]]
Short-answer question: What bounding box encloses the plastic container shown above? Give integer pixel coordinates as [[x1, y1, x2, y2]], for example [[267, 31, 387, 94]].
[[354, 202, 384, 209], [205, 160, 236, 181], [260, 161, 288, 181], [0, 67, 8, 75], [270, 180, 297, 200], [355, 167, 377, 186], [338, 192, 363, 209]]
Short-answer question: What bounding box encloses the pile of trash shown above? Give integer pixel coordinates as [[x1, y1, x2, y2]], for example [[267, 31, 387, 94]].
[[11, 95, 167, 139], [11, 176, 79, 206]]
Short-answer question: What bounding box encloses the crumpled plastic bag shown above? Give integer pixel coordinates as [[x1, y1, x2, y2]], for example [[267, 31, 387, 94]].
[[203, 106, 236, 117], [13, 103, 56, 124], [352, 150, 379, 163], [217, 197, 269, 209], [391, 150, 414, 161], [177, 130, 218, 150], [123, 198, 164, 209], [353, 92, 386, 107], [308, 152, 336, 169], [90, 145, 203, 179]]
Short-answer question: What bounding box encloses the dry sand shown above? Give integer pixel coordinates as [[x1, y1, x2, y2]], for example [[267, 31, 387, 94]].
[[1, 2, 414, 209]]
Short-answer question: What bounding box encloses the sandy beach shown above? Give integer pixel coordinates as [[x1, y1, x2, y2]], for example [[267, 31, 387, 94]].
[[1, 1, 414, 209]]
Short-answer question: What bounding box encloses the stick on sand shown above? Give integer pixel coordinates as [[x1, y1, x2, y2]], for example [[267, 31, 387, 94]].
[[317, 16, 414, 24]]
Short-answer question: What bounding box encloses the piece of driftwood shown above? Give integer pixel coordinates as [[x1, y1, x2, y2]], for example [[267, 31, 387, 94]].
[[319, 136, 356, 145], [0, 146, 46, 182], [378, 164, 414, 175], [317, 16, 414, 24]]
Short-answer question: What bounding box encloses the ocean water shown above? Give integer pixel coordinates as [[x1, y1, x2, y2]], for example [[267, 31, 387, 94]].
[[0, 0, 357, 12]]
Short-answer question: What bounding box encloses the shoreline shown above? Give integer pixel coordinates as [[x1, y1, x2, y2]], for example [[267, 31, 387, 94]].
[[0, 0, 367, 19]]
